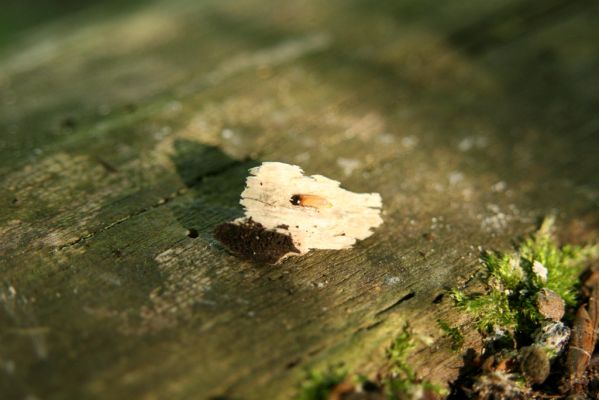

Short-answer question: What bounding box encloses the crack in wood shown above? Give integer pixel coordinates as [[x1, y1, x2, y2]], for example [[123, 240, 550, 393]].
[[354, 319, 385, 336], [375, 291, 416, 316]]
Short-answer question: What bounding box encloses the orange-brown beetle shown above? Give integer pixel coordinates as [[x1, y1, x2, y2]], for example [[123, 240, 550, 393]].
[[290, 194, 332, 209]]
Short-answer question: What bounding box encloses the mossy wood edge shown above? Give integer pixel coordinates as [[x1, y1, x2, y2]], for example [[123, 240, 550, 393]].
[[1, 0, 598, 399]]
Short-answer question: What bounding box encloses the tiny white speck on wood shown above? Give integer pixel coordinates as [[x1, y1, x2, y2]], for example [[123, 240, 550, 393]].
[[214, 162, 383, 263]]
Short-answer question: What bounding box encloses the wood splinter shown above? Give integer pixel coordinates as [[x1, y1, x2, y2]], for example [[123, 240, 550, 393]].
[[562, 278, 599, 394]]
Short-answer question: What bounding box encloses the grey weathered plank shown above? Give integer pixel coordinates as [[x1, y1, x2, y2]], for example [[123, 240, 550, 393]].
[[1, 0, 599, 399]]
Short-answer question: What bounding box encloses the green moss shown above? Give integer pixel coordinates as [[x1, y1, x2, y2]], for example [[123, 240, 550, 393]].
[[437, 320, 464, 352], [297, 365, 347, 400], [452, 216, 599, 336], [383, 326, 447, 399], [298, 220, 597, 399], [296, 326, 447, 400], [386, 327, 416, 379], [451, 287, 518, 332], [520, 217, 599, 305]]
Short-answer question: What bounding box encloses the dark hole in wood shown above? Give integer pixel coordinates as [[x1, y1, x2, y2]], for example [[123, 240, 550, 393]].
[[362, 380, 380, 392], [399, 291, 415, 302], [285, 358, 301, 369], [433, 293, 444, 304], [187, 228, 199, 238], [60, 116, 77, 130]]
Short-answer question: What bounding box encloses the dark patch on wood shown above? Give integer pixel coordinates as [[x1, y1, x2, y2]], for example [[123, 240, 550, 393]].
[[308, 345, 326, 357], [214, 219, 300, 264], [365, 320, 384, 330], [375, 291, 416, 316], [60, 116, 77, 130], [422, 232, 433, 241], [171, 139, 256, 188], [285, 358, 301, 369], [186, 228, 199, 238], [432, 293, 444, 304], [95, 157, 118, 173], [355, 320, 385, 336]]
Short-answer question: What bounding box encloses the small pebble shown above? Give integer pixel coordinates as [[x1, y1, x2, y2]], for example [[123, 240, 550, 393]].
[[533, 320, 570, 356], [520, 345, 550, 384], [536, 288, 565, 321]]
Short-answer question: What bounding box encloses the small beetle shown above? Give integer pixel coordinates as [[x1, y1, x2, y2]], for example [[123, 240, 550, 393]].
[[290, 194, 332, 209]]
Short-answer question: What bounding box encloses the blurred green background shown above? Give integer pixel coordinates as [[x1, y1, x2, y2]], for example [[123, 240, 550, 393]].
[[0, 0, 146, 50]]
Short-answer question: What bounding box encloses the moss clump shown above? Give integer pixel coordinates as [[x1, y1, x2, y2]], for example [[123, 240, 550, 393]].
[[519, 217, 597, 306], [384, 326, 447, 399], [296, 326, 446, 399], [297, 365, 347, 400], [452, 216, 599, 336], [437, 320, 464, 352]]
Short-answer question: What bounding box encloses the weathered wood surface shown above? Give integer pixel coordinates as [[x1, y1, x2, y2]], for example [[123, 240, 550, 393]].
[[1, 0, 598, 398]]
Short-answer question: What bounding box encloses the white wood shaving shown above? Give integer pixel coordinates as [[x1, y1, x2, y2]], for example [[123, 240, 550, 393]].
[[232, 161, 383, 259]]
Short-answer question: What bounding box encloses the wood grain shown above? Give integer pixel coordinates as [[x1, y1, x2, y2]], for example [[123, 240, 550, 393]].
[[1, 0, 598, 398]]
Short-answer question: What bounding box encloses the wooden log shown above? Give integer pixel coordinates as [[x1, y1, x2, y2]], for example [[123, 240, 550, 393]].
[[1, 0, 598, 398]]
